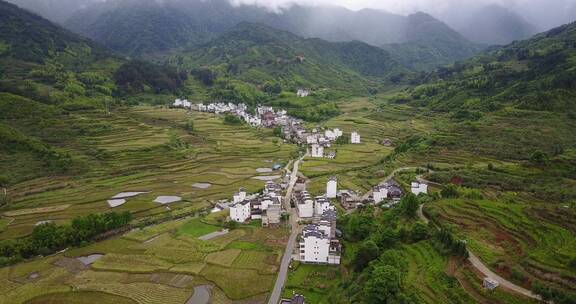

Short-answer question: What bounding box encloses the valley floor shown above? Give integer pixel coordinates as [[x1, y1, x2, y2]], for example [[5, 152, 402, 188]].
[[1, 95, 575, 303]]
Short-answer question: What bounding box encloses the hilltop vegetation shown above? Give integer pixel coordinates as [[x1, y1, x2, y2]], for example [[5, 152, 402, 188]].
[[169, 23, 406, 93], [397, 22, 576, 114]]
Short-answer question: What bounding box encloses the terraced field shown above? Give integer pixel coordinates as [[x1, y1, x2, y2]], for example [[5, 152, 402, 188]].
[[0, 215, 289, 303], [428, 199, 576, 292], [0, 106, 296, 239]]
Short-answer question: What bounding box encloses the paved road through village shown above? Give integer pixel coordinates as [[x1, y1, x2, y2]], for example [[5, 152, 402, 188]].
[[268, 154, 305, 304]]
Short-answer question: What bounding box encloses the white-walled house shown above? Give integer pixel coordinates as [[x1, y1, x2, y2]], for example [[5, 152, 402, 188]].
[[411, 182, 428, 195], [295, 191, 314, 218], [351, 131, 361, 144], [314, 196, 334, 216], [299, 224, 341, 265], [230, 201, 251, 223], [233, 188, 247, 204], [311, 144, 324, 158], [326, 176, 337, 199], [297, 88, 310, 97], [373, 185, 389, 204]]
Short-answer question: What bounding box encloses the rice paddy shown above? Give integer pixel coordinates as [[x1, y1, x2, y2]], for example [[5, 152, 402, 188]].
[[0, 106, 296, 239], [0, 215, 289, 303]]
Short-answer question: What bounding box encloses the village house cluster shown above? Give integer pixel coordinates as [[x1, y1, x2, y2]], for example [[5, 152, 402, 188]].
[[228, 181, 285, 227], [172, 99, 362, 161], [172, 99, 302, 129], [293, 177, 341, 265]]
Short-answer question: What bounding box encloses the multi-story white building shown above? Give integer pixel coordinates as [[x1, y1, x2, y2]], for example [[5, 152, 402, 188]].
[[311, 144, 324, 158], [326, 176, 337, 198], [351, 131, 361, 144], [299, 224, 341, 265], [373, 185, 389, 203], [295, 191, 314, 218], [411, 182, 428, 195], [230, 200, 251, 223]]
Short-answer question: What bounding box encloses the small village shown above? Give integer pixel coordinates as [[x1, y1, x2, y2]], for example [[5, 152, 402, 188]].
[[172, 97, 363, 160]]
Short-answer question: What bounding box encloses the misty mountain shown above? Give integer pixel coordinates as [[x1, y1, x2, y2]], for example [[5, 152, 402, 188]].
[[168, 22, 407, 92], [449, 4, 539, 45], [5, 0, 98, 24], [381, 12, 481, 70], [64, 0, 480, 69]]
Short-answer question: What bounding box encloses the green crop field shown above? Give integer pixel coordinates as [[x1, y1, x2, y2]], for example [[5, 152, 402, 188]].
[[0, 214, 289, 303]]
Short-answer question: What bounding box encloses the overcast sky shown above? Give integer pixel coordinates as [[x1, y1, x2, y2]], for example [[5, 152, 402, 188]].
[[230, 0, 576, 30]]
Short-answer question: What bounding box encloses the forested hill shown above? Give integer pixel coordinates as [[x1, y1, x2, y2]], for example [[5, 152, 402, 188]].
[[0, 0, 107, 65], [0, 0, 187, 184], [168, 22, 408, 93], [395, 21, 576, 115]]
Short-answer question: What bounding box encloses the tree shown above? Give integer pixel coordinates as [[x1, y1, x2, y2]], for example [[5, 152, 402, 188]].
[[530, 150, 549, 166], [273, 127, 282, 138], [353, 240, 380, 271], [364, 265, 402, 304], [263, 82, 282, 95], [441, 185, 460, 199], [184, 120, 194, 134], [223, 114, 242, 125], [409, 223, 429, 242], [401, 193, 419, 218], [191, 67, 217, 86], [345, 213, 373, 242], [376, 228, 398, 250]]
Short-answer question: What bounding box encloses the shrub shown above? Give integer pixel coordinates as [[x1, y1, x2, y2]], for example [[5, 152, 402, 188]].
[[223, 114, 243, 125], [441, 185, 460, 199], [530, 150, 549, 166]]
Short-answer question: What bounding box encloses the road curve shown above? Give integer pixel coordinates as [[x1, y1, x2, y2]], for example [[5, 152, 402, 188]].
[[268, 154, 305, 304], [417, 204, 542, 301]]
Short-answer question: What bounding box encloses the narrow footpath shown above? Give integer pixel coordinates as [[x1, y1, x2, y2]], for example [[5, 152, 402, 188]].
[[268, 154, 305, 304]]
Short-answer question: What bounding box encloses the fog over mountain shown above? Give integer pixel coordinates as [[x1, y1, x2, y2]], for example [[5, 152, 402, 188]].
[[7, 0, 576, 46], [232, 0, 576, 32]]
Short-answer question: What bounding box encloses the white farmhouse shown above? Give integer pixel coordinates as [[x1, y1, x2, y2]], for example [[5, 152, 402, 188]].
[[411, 182, 428, 195], [311, 144, 324, 158], [307, 135, 319, 144], [295, 191, 314, 218], [326, 176, 337, 199], [230, 201, 251, 223], [373, 185, 389, 204], [233, 188, 247, 204], [297, 88, 310, 97], [351, 131, 361, 144]]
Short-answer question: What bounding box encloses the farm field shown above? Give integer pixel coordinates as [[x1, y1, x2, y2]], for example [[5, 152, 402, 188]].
[[0, 106, 297, 239], [0, 215, 289, 304], [427, 199, 576, 292], [281, 263, 341, 304]]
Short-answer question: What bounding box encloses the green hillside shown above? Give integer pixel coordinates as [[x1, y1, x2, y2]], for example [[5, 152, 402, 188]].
[[0, 0, 188, 185], [394, 21, 576, 114], [168, 22, 406, 94]]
